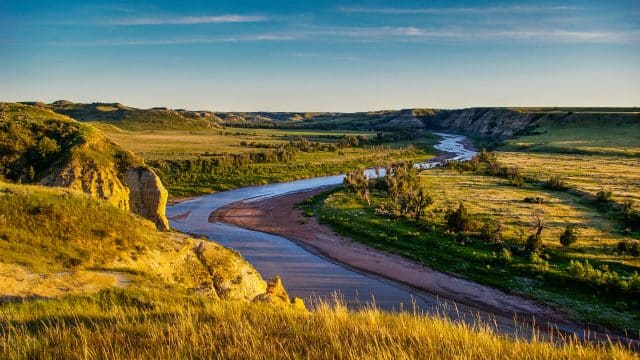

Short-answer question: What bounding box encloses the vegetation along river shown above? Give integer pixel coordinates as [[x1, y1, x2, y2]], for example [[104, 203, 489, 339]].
[[166, 133, 606, 340]]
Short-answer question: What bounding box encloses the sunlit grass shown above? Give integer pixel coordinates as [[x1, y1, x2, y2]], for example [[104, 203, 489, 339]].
[[0, 288, 634, 359]]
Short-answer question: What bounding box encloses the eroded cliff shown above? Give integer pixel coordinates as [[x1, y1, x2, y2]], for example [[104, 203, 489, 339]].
[[0, 102, 169, 230]]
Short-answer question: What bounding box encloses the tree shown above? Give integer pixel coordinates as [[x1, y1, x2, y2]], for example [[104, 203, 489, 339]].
[[526, 215, 545, 252], [445, 203, 471, 232], [411, 186, 433, 221], [560, 225, 578, 247], [343, 169, 370, 205]]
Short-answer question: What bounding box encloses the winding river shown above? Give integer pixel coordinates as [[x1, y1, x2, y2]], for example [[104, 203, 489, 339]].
[[166, 134, 566, 337]]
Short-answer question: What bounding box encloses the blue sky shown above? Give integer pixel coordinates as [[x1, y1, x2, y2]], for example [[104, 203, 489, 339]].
[[1, 1, 638, 111]]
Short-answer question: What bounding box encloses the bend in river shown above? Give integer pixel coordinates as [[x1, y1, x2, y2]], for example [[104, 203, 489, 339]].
[[166, 133, 582, 339]]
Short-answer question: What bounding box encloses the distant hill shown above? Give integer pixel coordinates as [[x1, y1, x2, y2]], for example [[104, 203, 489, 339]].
[[19, 101, 640, 140], [21, 101, 223, 130]]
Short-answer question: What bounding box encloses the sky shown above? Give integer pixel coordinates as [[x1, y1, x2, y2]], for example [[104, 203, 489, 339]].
[[1, 0, 639, 112]]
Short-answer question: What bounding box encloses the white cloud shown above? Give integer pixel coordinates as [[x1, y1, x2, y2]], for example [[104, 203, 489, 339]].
[[337, 5, 583, 15], [103, 15, 266, 25], [299, 25, 640, 44], [49, 34, 297, 46]]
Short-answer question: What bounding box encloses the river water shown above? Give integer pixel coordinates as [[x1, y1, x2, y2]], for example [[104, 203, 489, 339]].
[[165, 133, 635, 342], [166, 134, 528, 325]]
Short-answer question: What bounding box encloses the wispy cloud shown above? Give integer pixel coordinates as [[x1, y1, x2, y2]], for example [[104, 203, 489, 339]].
[[286, 52, 361, 62], [103, 15, 267, 25], [337, 5, 583, 15], [48, 33, 297, 46], [298, 25, 640, 44]]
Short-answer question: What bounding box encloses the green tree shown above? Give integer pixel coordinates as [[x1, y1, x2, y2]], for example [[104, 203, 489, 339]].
[[445, 203, 471, 232], [560, 225, 578, 247]]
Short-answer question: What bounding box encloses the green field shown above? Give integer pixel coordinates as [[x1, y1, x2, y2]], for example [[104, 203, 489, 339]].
[[99, 126, 440, 197], [303, 116, 640, 334], [501, 113, 640, 156]]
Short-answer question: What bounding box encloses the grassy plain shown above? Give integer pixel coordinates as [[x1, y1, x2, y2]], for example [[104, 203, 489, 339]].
[[97, 127, 379, 160], [498, 152, 640, 204], [307, 182, 640, 333], [99, 126, 439, 196], [501, 112, 640, 156]]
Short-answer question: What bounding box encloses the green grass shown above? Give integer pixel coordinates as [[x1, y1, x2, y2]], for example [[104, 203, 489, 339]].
[[305, 174, 640, 334], [501, 113, 640, 156], [99, 127, 440, 197]]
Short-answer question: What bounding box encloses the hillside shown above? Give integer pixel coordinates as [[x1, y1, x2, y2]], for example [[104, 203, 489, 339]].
[[24, 101, 639, 143], [23, 101, 222, 130], [0, 181, 298, 305], [0, 102, 169, 229]]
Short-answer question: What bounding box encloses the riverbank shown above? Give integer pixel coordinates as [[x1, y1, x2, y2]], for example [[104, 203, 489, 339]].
[[210, 190, 565, 321], [209, 189, 637, 346]]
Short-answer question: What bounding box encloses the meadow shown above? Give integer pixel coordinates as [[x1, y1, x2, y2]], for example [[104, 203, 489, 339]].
[[303, 117, 640, 334], [99, 126, 439, 196]]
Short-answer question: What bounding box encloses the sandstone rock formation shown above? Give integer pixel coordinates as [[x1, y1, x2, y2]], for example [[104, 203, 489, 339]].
[[124, 166, 169, 231]]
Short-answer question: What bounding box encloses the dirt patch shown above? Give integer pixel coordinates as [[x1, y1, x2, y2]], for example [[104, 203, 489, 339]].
[[0, 263, 129, 301]]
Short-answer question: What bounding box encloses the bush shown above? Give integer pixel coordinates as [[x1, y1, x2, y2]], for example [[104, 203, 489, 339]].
[[523, 196, 544, 204], [596, 190, 613, 203], [445, 203, 472, 232], [621, 200, 640, 231], [559, 225, 578, 247], [617, 239, 640, 257], [479, 219, 502, 243], [526, 234, 542, 252], [544, 175, 568, 191]]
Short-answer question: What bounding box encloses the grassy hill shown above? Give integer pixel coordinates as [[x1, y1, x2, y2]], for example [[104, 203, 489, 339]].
[[23, 101, 223, 130]]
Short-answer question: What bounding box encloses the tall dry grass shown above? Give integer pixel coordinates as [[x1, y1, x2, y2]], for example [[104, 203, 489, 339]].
[[0, 289, 635, 359]]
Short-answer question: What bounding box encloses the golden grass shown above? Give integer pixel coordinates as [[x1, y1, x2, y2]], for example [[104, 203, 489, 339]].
[[100, 127, 375, 160], [422, 169, 623, 248], [497, 152, 640, 204], [0, 289, 635, 359]]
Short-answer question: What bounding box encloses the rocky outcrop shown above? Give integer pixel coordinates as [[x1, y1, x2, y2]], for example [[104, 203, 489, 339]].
[[43, 157, 131, 210], [193, 241, 267, 300], [124, 166, 169, 231], [381, 110, 426, 130], [253, 276, 306, 309], [1, 103, 170, 230], [433, 108, 538, 140]]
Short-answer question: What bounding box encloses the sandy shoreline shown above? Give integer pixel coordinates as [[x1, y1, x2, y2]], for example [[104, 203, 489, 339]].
[[209, 190, 564, 321]]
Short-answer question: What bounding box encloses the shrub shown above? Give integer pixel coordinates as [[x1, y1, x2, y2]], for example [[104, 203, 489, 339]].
[[617, 239, 640, 257], [526, 234, 542, 252], [559, 225, 578, 247], [479, 219, 502, 243], [523, 196, 544, 204], [544, 175, 568, 191], [596, 190, 613, 203], [499, 248, 513, 264], [621, 200, 640, 231], [445, 203, 472, 232]]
